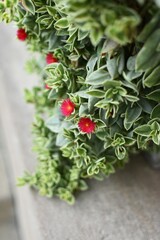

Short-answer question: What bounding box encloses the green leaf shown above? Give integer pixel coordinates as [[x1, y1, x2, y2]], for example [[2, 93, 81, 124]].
[[136, 29, 160, 71], [96, 120, 106, 129], [138, 98, 153, 114], [0, 2, 4, 10], [78, 29, 88, 41], [137, 11, 160, 42], [134, 125, 151, 136], [48, 31, 60, 50], [105, 7, 140, 45], [115, 146, 126, 160], [86, 55, 98, 75], [121, 80, 138, 94], [58, 188, 75, 205], [124, 137, 136, 146], [106, 56, 119, 79], [106, 163, 115, 174], [117, 49, 125, 74], [86, 69, 111, 86], [150, 121, 160, 131], [76, 147, 86, 156], [36, 6, 47, 13], [151, 104, 160, 119], [127, 56, 136, 71], [137, 135, 147, 149], [152, 133, 160, 145], [56, 131, 67, 147], [104, 80, 121, 88], [88, 96, 99, 111], [125, 95, 139, 103], [46, 116, 61, 133], [143, 66, 160, 87], [86, 89, 105, 98], [22, 0, 35, 15], [54, 18, 69, 29], [79, 180, 88, 191], [96, 131, 107, 141], [46, 6, 57, 17], [79, 103, 88, 115], [124, 105, 142, 130], [101, 39, 119, 56], [146, 89, 160, 102], [123, 70, 142, 81], [90, 28, 103, 46], [75, 90, 89, 99]]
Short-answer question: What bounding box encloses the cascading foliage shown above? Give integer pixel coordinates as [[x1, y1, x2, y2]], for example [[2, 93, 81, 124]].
[[1, 0, 160, 204]]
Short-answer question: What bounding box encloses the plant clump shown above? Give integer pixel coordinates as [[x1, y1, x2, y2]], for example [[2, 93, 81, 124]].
[[1, 0, 160, 204]]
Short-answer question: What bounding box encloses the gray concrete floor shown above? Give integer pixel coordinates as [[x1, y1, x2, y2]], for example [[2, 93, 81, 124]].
[[0, 137, 19, 240]]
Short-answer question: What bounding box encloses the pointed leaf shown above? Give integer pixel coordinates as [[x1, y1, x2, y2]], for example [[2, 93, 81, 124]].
[[151, 104, 160, 119], [143, 66, 160, 87], [86, 89, 105, 98], [138, 11, 160, 42], [86, 69, 110, 86], [22, 0, 35, 14], [146, 89, 160, 102], [124, 105, 142, 130], [134, 125, 151, 136], [136, 29, 160, 71]]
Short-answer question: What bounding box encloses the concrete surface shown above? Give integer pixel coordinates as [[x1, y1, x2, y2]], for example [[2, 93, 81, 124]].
[[0, 126, 19, 239], [0, 23, 160, 240]]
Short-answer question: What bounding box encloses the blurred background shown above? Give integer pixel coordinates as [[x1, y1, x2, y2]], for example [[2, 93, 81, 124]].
[[0, 23, 22, 240], [0, 23, 37, 240], [0, 135, 19, 240]]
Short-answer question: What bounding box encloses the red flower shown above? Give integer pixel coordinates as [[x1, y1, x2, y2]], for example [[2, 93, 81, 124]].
[[45, 84, 52, 90], [78, 117, 96, 133], [46, 53, 58, 64], [61, 99, 75, 117], [17, 28, 28, 41]]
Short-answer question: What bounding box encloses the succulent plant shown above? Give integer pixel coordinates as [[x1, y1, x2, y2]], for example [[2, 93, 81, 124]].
[[1, 0, 160, 204]]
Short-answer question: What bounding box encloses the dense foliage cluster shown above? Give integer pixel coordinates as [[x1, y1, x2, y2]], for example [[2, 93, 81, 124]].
[[1, 0, 160, 204]]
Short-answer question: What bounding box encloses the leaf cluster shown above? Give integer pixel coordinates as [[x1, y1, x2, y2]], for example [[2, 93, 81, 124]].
[[2, 0, 160, 203]]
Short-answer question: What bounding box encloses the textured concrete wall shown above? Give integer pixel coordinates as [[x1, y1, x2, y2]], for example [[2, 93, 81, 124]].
[[0, 23, 160, 240]]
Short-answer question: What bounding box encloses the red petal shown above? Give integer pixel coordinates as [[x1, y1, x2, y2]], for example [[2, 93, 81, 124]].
[[46, 53, 58, 64], [17, 29, 27, 41], [78, 117, 96, 133], [61, 99, 75, 116], [45, 84, 52, 90]]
